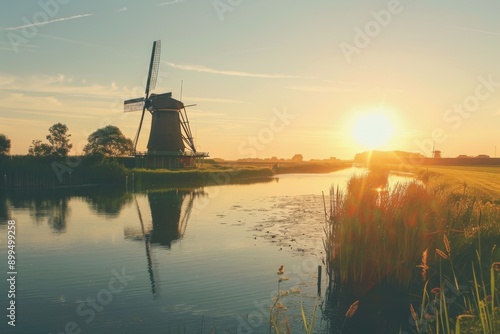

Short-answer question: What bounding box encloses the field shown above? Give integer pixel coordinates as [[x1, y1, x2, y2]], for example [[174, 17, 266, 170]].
[[420, 165, 500, 201]]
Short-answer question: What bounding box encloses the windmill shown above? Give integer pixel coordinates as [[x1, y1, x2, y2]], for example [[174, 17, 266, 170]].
[[432, 141, 441, 159], [124, 40, 208, 168]]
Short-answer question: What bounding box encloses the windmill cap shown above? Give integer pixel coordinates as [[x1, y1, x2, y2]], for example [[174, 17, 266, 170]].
[[149, 92, 184, 111]]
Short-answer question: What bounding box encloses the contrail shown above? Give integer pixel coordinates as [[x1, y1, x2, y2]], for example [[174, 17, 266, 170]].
[[5, 13, 94, 31], [440, 23, 500, 37], [164, 61, 314, 79]]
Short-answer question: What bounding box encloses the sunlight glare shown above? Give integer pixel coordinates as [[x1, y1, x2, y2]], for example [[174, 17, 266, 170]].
[[352, 112, 394, 149]]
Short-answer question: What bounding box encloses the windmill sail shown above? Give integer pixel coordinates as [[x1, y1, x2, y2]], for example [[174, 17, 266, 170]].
[[147, 41, 161, 93], [123, 39, 208, 165], [131, 40, 162, 152], [124, 97, 145, 112]]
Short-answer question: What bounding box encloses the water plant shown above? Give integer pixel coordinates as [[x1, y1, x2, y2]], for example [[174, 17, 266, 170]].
[[269, 265, 319, 334]]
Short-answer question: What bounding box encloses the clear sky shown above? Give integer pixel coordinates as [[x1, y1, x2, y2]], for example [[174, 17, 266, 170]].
[[1, 0, 500, 160]]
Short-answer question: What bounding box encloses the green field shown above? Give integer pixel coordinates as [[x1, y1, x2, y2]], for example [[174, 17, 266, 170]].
[[420, 165, 500, 201]]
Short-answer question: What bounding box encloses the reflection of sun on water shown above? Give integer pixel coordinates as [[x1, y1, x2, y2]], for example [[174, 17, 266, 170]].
[[351, 112, 395, 150]]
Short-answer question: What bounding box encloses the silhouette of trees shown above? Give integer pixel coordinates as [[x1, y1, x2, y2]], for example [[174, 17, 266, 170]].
[[28, 139, 52, 156], [83, 125, 133, 156], [0, 134, 11, 156], [28, 123, 72, 158], [291, 154, 303, 162]]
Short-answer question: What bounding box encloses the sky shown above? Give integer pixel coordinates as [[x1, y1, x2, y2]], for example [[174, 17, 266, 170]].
[[1, 0, 500, 160]]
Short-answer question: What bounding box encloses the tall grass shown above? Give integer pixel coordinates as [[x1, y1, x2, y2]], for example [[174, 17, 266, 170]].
[[323, 168, 500, 332], [269, 266, 319, 334], [325, 171, 442, 291]]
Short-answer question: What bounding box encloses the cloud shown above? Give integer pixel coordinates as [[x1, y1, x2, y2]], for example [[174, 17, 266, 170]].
[[0, 116, 50, 128], [0, 74, 126, 100], [288, 85, 358, 93], [183, 96, 246, 104], [0, 40, 37, 50], [0, 74, 16, 87], [45, 96, 62, 106], [4, 14, 94, 31], [164, 61, 314, 79], [439, 23, 500, 37], [157, 0, 186, 6], [117, 7, 128, 12], [36, 33, 103, 49]]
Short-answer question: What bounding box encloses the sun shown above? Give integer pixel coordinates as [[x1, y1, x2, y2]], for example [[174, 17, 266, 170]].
[[351, 112, 395, 150]]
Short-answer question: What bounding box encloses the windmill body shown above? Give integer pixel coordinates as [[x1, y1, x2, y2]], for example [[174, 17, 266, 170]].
[[146, 93, 184, 152], [124, 41, 208, 168]]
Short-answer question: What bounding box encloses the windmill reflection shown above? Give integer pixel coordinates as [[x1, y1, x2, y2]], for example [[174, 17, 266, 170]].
[[125, 188, 206, 299]]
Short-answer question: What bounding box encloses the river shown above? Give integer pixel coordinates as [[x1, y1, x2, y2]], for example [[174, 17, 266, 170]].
[[0, 167, 413, 333]]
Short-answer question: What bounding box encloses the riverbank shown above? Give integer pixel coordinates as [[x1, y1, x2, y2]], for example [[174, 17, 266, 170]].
[[0, 156, 350, 189]]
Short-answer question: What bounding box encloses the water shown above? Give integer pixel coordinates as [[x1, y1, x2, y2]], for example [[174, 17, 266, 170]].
[[0, 167, 412, 333]]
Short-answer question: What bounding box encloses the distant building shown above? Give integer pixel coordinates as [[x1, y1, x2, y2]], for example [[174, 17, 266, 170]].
[[433, 150, 442, 158]]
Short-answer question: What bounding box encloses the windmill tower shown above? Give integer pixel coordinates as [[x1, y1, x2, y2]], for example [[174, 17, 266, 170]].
[[124, 40, 208, 168], [432, 142, 441, 159]]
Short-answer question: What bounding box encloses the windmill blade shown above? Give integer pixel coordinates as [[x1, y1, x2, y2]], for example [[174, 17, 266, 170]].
[[134, 196, 160, 299], [133, 105, 147, 153], [124, 97, 145, 112], [145, 40, 161, 96]]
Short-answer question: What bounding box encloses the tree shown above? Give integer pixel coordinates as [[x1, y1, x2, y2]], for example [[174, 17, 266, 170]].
[[28, 123, 72, 157], [291, 154, 303, 162], [83, 125, 133, 156], [0, 134, 11, 156], [46, 123, 72, 157], [28, 139, 52, 156]]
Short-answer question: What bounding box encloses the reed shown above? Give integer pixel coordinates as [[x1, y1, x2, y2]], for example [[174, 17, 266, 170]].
[[323, 167, 500, 332], [325, 172, 442, 291], [415, 246, 499, 334], [268, 265, 319, 334]]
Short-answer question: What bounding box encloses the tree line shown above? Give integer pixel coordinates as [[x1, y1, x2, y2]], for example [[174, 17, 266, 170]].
[[0, 123, 133, 158]]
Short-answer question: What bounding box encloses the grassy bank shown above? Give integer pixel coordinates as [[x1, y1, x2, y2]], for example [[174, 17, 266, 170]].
[[0, 156, 128, 188], [210, 159, 350, 174], [323, 166, 500, 333], [0, 156, 352, 189], [132, 165, 275, 190]]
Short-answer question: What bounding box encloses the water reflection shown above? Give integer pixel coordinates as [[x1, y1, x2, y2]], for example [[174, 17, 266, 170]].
[[0, 191, 9, 224], [82, 187, 133, 218], [6, 191, 70, 233], [125, 189, 205, 248], [124, 188, 206, 298]]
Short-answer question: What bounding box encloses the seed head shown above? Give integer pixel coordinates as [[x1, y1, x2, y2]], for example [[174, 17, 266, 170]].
[[345, 300, 359, 318]]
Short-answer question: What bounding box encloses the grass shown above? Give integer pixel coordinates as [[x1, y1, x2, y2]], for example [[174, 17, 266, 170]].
[[417, 165, 500, 202], [323, 165, 500, 333], [132, 165, 275, 190], [325, 170, 443, 290], [414, 244, 500, 334], [269, 266, 319, 334]]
